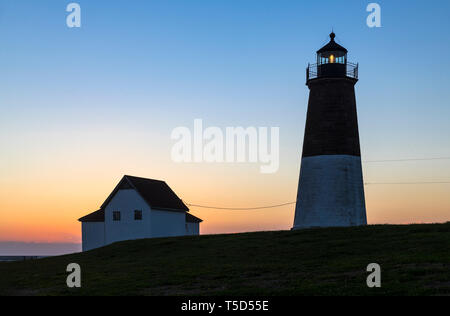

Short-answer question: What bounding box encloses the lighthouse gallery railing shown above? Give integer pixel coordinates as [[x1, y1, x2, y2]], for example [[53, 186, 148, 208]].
[[306, 62, 359, 81]]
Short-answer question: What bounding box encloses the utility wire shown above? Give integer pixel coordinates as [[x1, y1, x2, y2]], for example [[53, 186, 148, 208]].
[[185, 181, 450, 210], [365, 181, 450, 185], [364, 157, 450, 163], [183, 156, 450, 211], [185, 202, 296, 211]]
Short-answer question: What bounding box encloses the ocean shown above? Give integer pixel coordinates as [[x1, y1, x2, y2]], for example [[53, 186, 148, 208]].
[[0, 256, 47, 262]]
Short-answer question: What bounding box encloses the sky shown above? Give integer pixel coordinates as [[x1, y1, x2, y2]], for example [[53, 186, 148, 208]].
[[0, 0, 450, 254]]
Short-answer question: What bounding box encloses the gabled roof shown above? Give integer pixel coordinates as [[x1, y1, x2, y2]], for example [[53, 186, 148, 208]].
[[78, 175, 200, 223], [317, 32, 348, 54], [186, 213, 203, 223], [79, 209, 105, 222], [78, 209, 204, 224], [101, 175, 189, 213]]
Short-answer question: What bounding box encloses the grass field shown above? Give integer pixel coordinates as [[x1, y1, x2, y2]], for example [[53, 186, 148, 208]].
[[0, 223, 449, 296]]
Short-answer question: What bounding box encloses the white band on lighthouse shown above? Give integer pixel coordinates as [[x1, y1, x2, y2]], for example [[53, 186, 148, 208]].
[[293, 155, 367, 229]]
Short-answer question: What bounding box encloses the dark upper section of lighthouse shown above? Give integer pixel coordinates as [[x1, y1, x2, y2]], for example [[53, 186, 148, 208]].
[[301, 33, 362, 158], [306, 33, 358, 83]]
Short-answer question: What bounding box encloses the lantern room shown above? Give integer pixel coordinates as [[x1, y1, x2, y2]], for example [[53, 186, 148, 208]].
[[316, 32, 347, 65], [306, 32, 358, 83]]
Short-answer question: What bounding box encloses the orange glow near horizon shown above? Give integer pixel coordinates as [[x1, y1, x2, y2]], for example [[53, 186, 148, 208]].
[[1, 159, 449, 243]]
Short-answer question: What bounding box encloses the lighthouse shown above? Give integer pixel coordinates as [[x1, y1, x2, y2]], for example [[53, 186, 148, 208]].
[[293, 33, 367, 229]]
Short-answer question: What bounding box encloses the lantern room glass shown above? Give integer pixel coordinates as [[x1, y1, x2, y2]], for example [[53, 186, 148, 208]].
[[317, 51, 347, 65]]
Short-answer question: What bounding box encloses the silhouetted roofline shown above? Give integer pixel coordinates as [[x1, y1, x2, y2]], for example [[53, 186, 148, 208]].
[[79, 209, 203, 224], [317, 32, 348, 54], [186, 213, 203, 223], [100, 175, 189, 213], [78, 209, 105, 222]]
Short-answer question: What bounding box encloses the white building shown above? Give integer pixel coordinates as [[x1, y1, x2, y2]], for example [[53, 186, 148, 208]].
[[78, 175, 203, 252]]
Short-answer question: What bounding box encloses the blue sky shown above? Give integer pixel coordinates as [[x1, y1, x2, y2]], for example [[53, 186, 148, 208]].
[[1, 1, 450, 252], [1, 0, 449, 160]]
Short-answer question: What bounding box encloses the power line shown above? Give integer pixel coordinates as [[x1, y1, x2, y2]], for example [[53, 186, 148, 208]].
[[184, 156, 450, 210], [365, 181, 450, 185], [185, 202, 296, 211], [185, 181, 450, 210], [364, 157, 450, 163]]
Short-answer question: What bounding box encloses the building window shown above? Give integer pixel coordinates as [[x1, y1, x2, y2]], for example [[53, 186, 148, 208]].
[[134, 210, 143, 221], [113, 211, 121, 221]]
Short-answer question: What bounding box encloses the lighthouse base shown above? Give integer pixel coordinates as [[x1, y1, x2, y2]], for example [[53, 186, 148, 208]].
[[292, 155, 367, 230]]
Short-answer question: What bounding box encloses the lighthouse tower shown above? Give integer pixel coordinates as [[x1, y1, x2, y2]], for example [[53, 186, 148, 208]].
[[293, 33, 367, 229]]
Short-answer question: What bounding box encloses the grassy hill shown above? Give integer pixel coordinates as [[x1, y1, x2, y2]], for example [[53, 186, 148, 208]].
[[0, 223, 449, 296]]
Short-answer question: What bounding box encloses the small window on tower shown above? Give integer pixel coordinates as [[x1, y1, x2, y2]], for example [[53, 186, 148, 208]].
[[113, 211, 121, 221], [134, 210, 143, 221]]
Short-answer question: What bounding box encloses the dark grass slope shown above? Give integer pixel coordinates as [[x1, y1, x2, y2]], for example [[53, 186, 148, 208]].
[[0, 223, 449, 296]]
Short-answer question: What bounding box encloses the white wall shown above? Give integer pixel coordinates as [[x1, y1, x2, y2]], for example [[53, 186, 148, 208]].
[[186, 222, 199, 236], [151, 209, 186, 238], [105, 189, 152, 245], [82, 188, 201, 251], [82, 222, 105, 252]]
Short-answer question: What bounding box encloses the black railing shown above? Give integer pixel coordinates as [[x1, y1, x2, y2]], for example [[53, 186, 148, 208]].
[[306, 62, 358, 82]]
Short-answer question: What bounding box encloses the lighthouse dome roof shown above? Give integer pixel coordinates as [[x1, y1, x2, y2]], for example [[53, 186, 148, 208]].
[[317, 32, 348, 54]]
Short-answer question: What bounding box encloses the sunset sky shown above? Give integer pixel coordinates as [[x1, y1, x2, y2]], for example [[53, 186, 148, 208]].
[[1, 0, 450, 253]]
